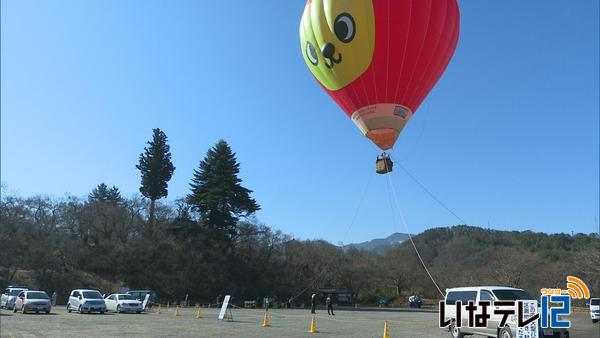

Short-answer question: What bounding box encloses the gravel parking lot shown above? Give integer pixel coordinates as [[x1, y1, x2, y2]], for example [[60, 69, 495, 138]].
[[0, 307, 597, 337]]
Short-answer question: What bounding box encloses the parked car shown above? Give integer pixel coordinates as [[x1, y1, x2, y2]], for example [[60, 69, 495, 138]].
[[444, 286, 568, 338], [13, 290, 51, 314], [67, 289, 106, 314], [377, 296, 390, 307], [1, 286, 29, 310], [587, 297, 600, 323], [409, 294, 423, 308], [104, 293, 143, 313], [127, 290, 157, 304]]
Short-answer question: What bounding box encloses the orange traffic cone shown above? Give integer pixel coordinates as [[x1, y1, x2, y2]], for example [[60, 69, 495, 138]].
[[308, 314, 318, 333], [383, 320, 390, 338], [262, 309, 270, 327]]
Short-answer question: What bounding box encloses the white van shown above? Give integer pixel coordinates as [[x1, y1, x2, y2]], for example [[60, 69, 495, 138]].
[[443, 286, 568, 338], [587, 297, 599, 323], [67, 289, 106, 314]]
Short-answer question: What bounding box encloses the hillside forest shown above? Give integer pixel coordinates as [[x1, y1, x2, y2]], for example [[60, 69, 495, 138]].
[[1, 130, 598, 306]]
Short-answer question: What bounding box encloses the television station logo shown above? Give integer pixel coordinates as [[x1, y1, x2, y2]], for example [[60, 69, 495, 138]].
[[539, 275, 590, 328], [438, 276, 590, 331]]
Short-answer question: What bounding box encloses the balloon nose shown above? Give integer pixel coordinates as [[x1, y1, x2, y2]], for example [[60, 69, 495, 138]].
[[321, 43, 335, 59]]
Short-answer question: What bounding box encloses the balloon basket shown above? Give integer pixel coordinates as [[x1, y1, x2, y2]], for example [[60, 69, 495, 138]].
[[376, 153, 393, 174]]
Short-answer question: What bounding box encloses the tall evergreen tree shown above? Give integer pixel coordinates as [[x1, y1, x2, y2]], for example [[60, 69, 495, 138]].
[[136, 128, 175, 224], [88, 183, 123, 204], [187, 140, 260, 242]]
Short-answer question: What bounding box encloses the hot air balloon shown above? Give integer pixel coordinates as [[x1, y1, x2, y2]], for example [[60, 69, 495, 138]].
[[299, 0, 459, 174]]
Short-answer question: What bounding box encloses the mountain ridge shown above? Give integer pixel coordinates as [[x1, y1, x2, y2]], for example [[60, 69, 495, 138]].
[[343, 232, 411, 254]]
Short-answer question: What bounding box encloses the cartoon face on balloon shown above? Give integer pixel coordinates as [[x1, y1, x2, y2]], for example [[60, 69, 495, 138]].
[[299, 0, 375, 90]]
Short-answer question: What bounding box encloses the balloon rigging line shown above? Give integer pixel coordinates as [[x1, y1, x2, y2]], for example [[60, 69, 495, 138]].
[[392, 157, 467, 225], [385, 167, 399, 233], [341, 173, 374, 244], [398, 98, 432, 163], [289, 171, 373, 303], [290, 155, 463, 301], [288, 266, 327, 303], [385, 170, 445, 298]]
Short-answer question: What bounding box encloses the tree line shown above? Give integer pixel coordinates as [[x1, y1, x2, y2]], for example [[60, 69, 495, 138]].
[[1, 129, 598, 306]]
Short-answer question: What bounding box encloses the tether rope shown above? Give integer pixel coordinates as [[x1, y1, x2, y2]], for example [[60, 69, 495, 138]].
[[288, 171, 373, 302], [267, 152, 466, 302], [393, 158, 466, 225], [383, 157, 445, 298]]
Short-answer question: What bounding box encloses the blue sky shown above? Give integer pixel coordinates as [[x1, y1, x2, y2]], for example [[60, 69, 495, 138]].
[[2, 0, 598, 243]]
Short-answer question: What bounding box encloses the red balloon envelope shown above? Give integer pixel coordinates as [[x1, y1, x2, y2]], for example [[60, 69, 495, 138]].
[[300, 0, 460, 150]]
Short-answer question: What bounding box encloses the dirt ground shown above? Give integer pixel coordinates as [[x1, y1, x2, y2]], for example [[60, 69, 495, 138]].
[[0, 307, 597, 337]]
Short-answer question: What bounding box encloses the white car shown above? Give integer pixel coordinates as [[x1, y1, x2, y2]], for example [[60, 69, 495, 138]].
[[104, 293, 143, 313], [1, 286, 28, 310], [67, 289, 106, 314], [444, 286, 568, 338], [13, 290, 52, 314], [588, 298, 599, 323]]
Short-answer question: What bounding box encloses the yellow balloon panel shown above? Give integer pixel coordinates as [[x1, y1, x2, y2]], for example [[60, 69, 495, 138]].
[[299, 0, 375, 91]]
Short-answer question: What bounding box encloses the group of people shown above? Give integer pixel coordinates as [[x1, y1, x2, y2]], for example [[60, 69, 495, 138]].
[[310, 293, 335, 316], [221, 292, 422, 313]]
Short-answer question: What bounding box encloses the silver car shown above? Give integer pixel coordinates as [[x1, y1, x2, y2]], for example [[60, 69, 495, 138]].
[[1, 286, 29, 310], [67, 289, 106, 314], [13, 291, 51, 314], [104, 294, 143, 313]]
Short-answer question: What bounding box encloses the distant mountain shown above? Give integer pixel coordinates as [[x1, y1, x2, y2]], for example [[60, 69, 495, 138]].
[[343, 232, 411, 254]]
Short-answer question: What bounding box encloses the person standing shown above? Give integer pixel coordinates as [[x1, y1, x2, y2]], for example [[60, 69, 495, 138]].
[[326, 295, 335, 315], [51, 291, 57, 307], [310, 293, 317, 314]]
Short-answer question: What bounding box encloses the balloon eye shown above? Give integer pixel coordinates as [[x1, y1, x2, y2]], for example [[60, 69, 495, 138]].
[[334, 13, 355, 43], [306, 41, 318, 66]]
